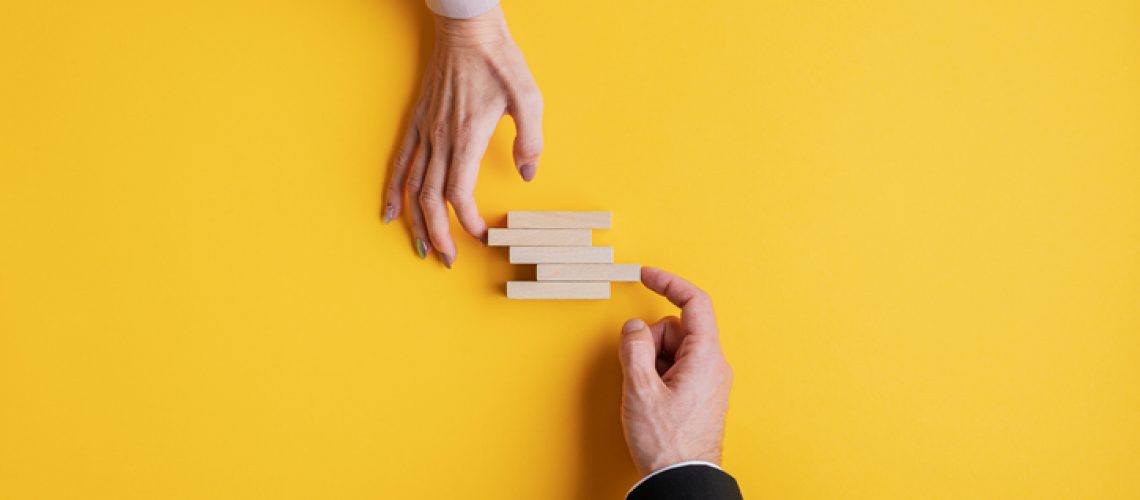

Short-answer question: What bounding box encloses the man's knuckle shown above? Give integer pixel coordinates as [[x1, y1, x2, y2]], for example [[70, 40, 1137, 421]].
[[692, 291, 715, 310], [517, 87, 543, 108], [507, 84, 537, 109]]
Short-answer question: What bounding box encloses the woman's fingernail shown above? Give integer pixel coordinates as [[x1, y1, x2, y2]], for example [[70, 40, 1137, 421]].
[[442, 253, 454, 269], [415, 238, 430, 259], [520, 163, 537, 182], [382, 203, 395, 224]]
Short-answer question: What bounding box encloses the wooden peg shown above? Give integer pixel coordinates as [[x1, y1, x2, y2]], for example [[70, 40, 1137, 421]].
[[506, 281, 611, 300], [536, 264, 641, 282], [507, 211, 612, 229], [487, 228, 592, 246], [508, 246, 614, 264]]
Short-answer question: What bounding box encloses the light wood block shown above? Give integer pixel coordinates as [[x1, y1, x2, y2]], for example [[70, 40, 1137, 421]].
[[487, 228, 592, 246], [537, 264, 641, 282], [509, 246, 614, 264], [507, 281, 610, 299], [507, 211, 611, 229]]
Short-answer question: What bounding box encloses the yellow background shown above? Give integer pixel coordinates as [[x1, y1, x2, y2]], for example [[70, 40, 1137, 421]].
[[2, 1, 1138, 498]]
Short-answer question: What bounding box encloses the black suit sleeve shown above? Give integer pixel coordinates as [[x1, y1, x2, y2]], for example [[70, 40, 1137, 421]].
[[627, 464, 743, 500]]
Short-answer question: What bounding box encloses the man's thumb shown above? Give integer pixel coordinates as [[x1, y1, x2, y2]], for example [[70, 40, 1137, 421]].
[[619, 318, 659, 383]]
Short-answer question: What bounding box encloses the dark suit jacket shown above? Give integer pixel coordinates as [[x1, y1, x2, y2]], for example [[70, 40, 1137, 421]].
[[627, 464, 743, 500]]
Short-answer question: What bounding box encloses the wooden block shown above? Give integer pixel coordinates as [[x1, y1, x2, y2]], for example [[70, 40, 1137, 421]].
[[486, 228, 592, 246], [508, 211, 612, 229], [537, 264, 641, 282], [507, 281, 610, 300], [509, 246, 614, 264]]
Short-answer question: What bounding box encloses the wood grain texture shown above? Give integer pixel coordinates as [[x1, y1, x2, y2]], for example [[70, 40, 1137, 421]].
[[486, 228, 592, 246], [507, 211, 612, 229], [506, 281, 611, 299], [508, 246, 614, 264], [536, 264, 641, 282]]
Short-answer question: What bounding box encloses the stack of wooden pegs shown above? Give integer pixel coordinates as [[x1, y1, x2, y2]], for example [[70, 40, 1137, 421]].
[[487, 211, 639, 299]]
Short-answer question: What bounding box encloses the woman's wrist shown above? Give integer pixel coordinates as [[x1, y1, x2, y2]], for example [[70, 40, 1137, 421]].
[[434, 6, 511, 47]]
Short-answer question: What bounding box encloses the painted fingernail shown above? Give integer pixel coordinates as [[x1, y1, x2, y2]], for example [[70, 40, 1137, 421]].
[[415, 238, 430, 259], [442, 253, 454, 269], [382, 203, 395, 224], [520, 163, 537, 182]]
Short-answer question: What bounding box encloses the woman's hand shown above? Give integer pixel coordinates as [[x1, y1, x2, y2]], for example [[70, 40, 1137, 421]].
[[385, 6, 543, 267], [619, 267, 734, 476]]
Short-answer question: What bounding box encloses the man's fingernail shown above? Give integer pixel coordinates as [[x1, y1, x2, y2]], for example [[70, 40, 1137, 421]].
[[415, 238, 430, 259], [520, 163, 537, 182], [622, 318, 647, 334], [442, 253, 454, 269], [382, 203, 395, 224]]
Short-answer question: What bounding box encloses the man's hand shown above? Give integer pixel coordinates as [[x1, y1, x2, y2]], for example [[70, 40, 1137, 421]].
[[619, 267, 734, 476], [385, 6, 543, 267]]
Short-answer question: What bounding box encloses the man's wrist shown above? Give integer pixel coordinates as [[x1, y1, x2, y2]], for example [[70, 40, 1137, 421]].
[[643, 446, 722, 475]]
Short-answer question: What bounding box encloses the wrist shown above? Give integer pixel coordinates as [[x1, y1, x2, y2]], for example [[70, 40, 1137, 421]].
[[434, 6, 511, 47], [647, 458, 721, 475], [645, 446, 721, 474]]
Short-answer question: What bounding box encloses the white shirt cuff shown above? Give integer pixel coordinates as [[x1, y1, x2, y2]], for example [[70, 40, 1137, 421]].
[[626, 460, 724, 498], [425, 0, 501, 19]]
